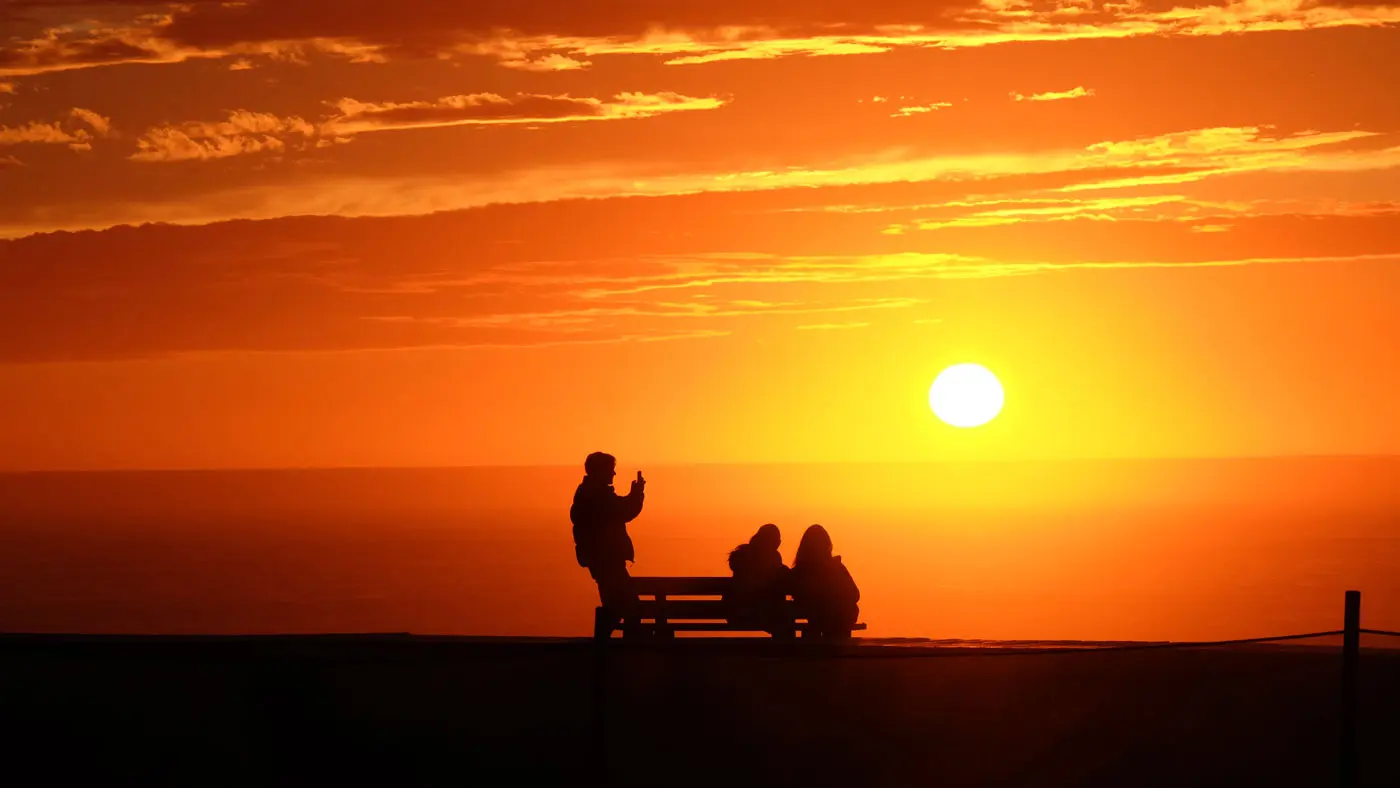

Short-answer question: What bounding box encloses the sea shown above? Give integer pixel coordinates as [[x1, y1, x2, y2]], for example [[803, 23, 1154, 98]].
[[1, 457, 1397, 642]]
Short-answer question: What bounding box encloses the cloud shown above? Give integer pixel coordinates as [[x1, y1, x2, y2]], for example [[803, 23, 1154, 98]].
[[0, 108, 108, 153], [127, 92, 725, 163], [0, 81, 15, 94], [502, 53, 591, 71], [0, 19, 209, 77], [1012, 86, 1096, 102], [9, 119, 1398, 237], [372, 298, 921, 343], [907, 194, 1211, 229], [6, 0, 1400, 75], [0, 112, 98, 151], [466, 40, 592, 71], [401, 126, 1393, 221], [0, 6, 381, 76], [324, 92, 725, 136], [153, 0, 1400, 66], [70, 107, 113, 136], [130, 110, 316, 162], [796, 321, 871, 330], [0, 122, 79, 146], [4, 186, 1400, 363], [892, 102, 954, 117], [0, 204, 934, 361], [0, 161, 1198, 239]]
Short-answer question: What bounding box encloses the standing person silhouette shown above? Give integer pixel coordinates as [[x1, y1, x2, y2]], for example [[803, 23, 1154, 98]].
[[570, 452, 646, 632]]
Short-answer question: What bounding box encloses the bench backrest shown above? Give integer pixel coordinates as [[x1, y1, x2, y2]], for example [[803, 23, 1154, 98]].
[[629, 577, 734, 597], [612, 576, 866, 630]]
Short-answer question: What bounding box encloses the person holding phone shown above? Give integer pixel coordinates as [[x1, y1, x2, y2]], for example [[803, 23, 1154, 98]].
[[570, 452, 646, 628]]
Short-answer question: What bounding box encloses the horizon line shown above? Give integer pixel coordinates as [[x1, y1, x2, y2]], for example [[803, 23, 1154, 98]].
[[3, 453, 1399, 475]]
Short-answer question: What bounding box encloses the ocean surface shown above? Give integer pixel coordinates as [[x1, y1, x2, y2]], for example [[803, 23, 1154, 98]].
[[1, 457, 1398, 641]]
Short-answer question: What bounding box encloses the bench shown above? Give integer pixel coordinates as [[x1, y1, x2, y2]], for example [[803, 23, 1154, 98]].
[[593, 576, 867, 640]]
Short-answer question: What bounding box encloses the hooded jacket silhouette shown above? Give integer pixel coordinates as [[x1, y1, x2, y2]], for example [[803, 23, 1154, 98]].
[[724, 523, 792, 634], [570, 473, 645, 569]]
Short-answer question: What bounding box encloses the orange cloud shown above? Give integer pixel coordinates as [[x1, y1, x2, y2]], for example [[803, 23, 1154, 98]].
[[13, 119, 1396, 236], [503, 53, 591, 71], [796, 321, 872, 330], [0, 110, 102, 150], [0, 122, 79, 146], [5, 188, 1399, 363], [0, 9, 381, 76], [0, 18, 211, 77], [7, 0, 1399, 75], [892, 102, 954, 117], [453, 1, 1400, 68], [70, 108, 113, 136], [912, 194, 1195, 229], [1012, 86, 1095, 102], [324, 92, 726, 136], [464, 39, 592, 71], [127, 92, 724, 163], [130, 111, 317, 163], [0, 81, 15, 94]]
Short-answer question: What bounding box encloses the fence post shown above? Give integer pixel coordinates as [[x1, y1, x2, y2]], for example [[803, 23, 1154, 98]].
[[1341, 589, 1360, 788], [592, 639, 609, 781]]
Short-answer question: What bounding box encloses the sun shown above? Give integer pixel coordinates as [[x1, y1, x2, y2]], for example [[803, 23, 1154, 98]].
[[928, 363, 1005, 428]]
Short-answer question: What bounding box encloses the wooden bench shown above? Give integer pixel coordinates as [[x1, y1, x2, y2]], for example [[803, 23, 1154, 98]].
[[593, 576, 867, 640]]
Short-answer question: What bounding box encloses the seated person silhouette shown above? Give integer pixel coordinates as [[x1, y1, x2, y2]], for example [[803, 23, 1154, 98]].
[[790, 524, 860, 640], [570, 452, 645, 631], [724, 523, 793, 637]]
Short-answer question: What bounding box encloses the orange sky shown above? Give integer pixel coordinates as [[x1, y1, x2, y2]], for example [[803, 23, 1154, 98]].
[[2, 0, 1399, 470]]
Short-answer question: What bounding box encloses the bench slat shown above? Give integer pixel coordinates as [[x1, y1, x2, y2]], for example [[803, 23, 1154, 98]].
[[663, 622, 868, 632], [633, 600, 743, 619], [627, 600, 865, 625]]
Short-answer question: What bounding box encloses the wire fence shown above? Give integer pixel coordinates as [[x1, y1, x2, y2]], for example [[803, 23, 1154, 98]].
[[595, 591, 1383, 788], [595, 628, 1361, 659], [826, 629, 1351, 659]]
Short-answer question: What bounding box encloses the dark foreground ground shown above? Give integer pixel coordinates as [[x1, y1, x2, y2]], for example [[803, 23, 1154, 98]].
[[2, 635, 1397, 787]]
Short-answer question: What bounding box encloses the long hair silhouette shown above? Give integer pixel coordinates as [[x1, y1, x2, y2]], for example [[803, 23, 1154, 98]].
[[793, 524, 834, 568]]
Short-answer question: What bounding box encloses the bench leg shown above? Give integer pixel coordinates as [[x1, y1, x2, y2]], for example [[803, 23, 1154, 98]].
[[593, 607, 615, 641]]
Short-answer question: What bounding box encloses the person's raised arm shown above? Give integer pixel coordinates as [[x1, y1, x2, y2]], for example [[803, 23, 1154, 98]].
[[615, 470, 646, 522]]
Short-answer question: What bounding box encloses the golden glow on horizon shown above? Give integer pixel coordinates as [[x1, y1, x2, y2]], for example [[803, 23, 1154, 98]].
[[930, 364, 1006, 429]]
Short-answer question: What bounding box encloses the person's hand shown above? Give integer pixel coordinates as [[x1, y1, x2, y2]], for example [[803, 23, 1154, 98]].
[[632, 471, 646, 492]]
